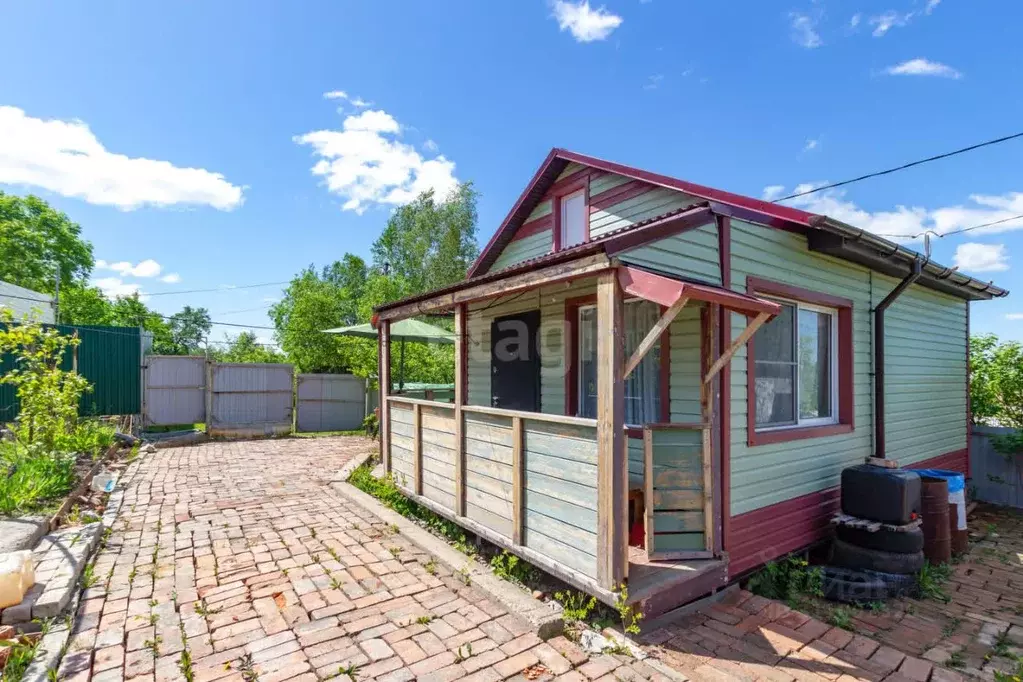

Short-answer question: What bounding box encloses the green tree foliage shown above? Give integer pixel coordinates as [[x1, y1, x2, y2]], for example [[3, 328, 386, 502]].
[[212, 332, 287, 364], [272, 184, 478, 381], [0, 192, 94, 292], [167, 305, 212, 354], [970, 334, 1023, 429]]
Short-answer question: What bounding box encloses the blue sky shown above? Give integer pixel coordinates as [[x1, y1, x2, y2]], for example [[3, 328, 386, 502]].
[[2, 0, 1021, 345]]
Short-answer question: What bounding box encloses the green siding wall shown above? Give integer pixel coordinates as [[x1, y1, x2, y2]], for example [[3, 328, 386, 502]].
[[727, 221, 968, 516], [591, 186, 698, 238], [878, 276, 968, 465], [491, 230, 552, 271], [728, 222, 873, 515], [618, 223, 722, 286]]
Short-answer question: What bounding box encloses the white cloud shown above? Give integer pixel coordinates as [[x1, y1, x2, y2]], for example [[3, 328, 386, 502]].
[[422, 139, 439, 153], [295, 105, 459, 214], [789, 12, 822, 48], [1005, 313, 1023, 321], [803, 137, 820, 152], [850, 13, 862, 28], [954, 243, 1009, 273], [0, 106, 243, 211], [885, 58, 962, 79], [766, 183, 1023, 243], [324, 91, 371, 108], [550, 0, 623, 43], [870, 11, 911, 36], [160, 273, 181, 284], [643, 74, 664, 90], [96, 258, 163, 278], [93, 277, 142, 299], [869, 1, 941, 37]]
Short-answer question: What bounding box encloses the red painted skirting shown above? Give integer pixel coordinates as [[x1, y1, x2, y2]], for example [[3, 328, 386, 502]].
[[728, 448, 968, 578]]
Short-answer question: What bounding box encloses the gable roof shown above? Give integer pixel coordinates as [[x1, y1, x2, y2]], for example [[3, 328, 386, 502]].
[[468, 148, 818, 278], [466, 148, 1007, 301]]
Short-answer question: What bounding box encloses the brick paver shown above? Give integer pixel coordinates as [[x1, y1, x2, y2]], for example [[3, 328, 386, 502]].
[[58, 437, 1022, 682]]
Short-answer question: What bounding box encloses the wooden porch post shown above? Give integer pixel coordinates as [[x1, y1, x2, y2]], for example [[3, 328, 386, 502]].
[[454, 304, 467, 516], [380, 319, 392, 473], [596, 270, 627, 589]]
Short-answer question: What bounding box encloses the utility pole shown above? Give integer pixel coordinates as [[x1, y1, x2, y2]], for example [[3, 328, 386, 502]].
[[53, 263, 60, 324]]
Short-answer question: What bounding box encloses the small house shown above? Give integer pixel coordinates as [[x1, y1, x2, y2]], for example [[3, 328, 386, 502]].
[[371, 149, 1007, 618]]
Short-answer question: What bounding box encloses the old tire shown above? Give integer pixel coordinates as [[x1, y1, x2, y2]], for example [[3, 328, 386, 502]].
[[829, 538, 925, 574], [822, 566, 889, 603], [835, 525, 925, 554]]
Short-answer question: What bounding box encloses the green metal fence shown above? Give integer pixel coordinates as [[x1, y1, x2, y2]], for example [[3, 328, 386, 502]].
[[0, 323, 142, 420]]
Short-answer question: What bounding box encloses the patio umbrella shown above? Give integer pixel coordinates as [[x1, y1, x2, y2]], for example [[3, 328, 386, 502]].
[[322, 318, 454, 391]]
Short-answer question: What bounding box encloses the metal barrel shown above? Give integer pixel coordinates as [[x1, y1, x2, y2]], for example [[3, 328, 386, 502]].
[[921, 477, 951, 564]]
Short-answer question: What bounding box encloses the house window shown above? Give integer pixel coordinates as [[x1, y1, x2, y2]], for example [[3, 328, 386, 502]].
[[753, 299, 838, 429], [577, 299, 662, 424], [559, 189, 587, 249]]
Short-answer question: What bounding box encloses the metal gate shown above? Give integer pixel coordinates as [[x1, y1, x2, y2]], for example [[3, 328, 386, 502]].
[[296, 374, 366, 432], [143, 355, 206, 426], [209, 363, 294, 437]]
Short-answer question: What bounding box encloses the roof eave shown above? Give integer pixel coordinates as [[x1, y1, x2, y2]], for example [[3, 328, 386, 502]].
[[809, 216, 1009, 301]]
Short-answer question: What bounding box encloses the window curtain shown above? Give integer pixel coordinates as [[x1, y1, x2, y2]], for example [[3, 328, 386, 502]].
[[624, 301, 661, 425]]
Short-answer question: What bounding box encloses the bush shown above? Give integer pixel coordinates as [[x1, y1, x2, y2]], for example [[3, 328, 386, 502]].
[[748, 556, 823, 602]]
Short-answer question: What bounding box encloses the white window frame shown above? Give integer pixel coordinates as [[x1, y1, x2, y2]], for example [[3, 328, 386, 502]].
[[559, 189, 587, 249], [576, 298, 660, 427], [754, 297, 840, 432]]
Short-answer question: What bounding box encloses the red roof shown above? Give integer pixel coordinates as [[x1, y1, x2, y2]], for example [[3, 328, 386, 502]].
[[468, 148, 820, 277]]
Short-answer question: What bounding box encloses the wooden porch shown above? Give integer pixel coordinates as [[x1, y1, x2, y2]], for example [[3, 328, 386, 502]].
[[374, 251, 779, 615]]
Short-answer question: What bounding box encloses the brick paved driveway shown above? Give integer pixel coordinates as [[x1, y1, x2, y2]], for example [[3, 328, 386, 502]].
[[56, 438, 669, 682], [55, 437, 1016, 682]]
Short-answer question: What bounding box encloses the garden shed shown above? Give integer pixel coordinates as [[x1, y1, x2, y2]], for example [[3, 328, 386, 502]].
[[371, 148, 1008, 617]]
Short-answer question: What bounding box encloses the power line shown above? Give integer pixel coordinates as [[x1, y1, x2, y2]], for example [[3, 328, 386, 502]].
[[875, 212, 1023, 240], [775, 131, 1023, 203], [143, 281, 289, 297]]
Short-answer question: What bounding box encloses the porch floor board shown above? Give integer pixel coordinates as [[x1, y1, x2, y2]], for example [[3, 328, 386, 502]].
[[627, 546, 728, 618]]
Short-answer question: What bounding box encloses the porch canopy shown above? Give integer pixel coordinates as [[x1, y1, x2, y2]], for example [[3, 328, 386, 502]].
[[616, 265, 781, 383]]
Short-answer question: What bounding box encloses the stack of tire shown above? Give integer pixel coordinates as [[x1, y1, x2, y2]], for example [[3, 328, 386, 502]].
[[823, 464, 924, 604]]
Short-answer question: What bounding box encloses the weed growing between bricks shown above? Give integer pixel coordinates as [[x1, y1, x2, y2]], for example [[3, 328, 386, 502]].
[[348, 461, 644, 642]]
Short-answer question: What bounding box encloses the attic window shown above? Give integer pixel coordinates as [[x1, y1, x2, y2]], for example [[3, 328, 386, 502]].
[[552, 175, 589, 252], [559, 190, 587, 248]]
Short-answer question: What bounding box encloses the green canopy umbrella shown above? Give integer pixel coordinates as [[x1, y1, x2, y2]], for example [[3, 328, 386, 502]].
[[322, 318, 454, 391]]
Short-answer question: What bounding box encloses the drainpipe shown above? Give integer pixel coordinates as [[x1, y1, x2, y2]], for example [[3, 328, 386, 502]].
[[874, 259, 922, 459]]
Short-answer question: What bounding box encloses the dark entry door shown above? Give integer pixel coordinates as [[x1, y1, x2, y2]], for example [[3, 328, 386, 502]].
[[491, 310, 541, 411]]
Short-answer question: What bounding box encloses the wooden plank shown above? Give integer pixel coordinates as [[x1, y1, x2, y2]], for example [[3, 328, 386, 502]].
[[455, 303, 467, 516], [413, 403, 423, 496], [522, 428, 598, 465], [650, 533, 707, 551], [465, 485, 514, 520], [652, 489, 704, 510], [644, 428, 654, 557], [653, 511, 705, 533], [377, 252, 612, 321], [389, 404, 414, 425], [652, 467, 703, 489], [465, 465, 513, 501], [596, 270, 626, 588], [524, 489, 598, 531], [464, 432, 513, 464], [701, 305, 716, 553], [703, 310, 771, 384], [466, 450, 512, 480], [524, 512, 598, 578], [466, 502, 514, 540], [525, 470, 597, 511], [512, 416, 524, 545], [623, 296, 690, 380], [419, 427, 458, 451], [463, 404, 598, 428], [380, 320, 391, 473], [420, 409, 457, 435], [388, 395, 457, 409], [524, 450, 597, 488]]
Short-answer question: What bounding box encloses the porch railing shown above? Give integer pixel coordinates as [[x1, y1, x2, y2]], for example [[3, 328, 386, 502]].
[[385, 396, 601, 584]]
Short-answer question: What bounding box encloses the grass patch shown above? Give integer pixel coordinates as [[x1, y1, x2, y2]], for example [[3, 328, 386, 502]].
[[0, 443, 77, 516], [917, 562, 953, 603], [348, 464, 476, 555], [291, 430, 368, 439], [747, 556, 823, 605]]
